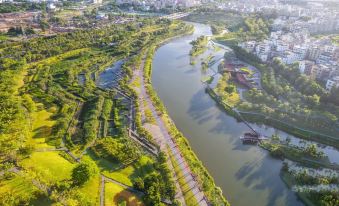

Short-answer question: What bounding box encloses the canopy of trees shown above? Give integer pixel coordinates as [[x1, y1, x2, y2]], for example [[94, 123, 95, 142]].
[[72, 158, 99, 186]]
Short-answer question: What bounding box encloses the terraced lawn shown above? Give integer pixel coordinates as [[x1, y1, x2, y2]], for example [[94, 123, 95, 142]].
[[0, 174, 42, 204]]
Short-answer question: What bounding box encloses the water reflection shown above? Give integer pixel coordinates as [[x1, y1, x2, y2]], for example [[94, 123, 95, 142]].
[[151, 22, 324, 206]]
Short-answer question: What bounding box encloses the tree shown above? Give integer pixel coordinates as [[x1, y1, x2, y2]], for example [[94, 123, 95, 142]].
[[270, 146, 284, 159], [72, 158, 98, 186], [323, 86, 339, 106], [7, 27, 23, 36], [133, 177, 144, 191], [25, 27, 35, 35], [285, 136, 291, 145], [39, 19, 50, 31], [144, 173, 161, 206], [225, 85, 235, 94], [281, 162, 289, 172], [304, 144, 322, 158]]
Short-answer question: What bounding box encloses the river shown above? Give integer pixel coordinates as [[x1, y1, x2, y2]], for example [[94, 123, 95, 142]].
[[151, 22, 305, 206]]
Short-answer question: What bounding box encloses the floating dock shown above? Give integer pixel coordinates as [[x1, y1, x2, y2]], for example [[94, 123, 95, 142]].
[[240, 132, 267, 144]]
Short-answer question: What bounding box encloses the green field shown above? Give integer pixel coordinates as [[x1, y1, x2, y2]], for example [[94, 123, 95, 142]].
[[21, 151, 74, 184], [29, 103, 57, 149], [102, 156, 154, 187]]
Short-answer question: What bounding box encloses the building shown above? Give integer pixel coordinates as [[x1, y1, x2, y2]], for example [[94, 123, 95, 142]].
[[276, 41, 289, 52], [281, 51, 299, 64], [299, 60, 315, 76], [326, 76, 339, 91], [47, 2, 56, 11], [307, 46, 322, 61], [255, 43, 270, 54], [314, 64, 331, 80], [316, 52, 332, 64], [239, 41, 256, 52], [91, 0, 103, 4], [293, 45, 308, 59]]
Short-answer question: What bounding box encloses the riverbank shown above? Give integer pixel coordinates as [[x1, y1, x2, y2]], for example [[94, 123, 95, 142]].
[[211, 35, 338, 157], [280, 171, 317, 206], [204, 38, 339, 206], [152, 22, 304, 206], [208, 84, 339, 147], [143, 42, 229, 206], [124, 23, 229, 205]]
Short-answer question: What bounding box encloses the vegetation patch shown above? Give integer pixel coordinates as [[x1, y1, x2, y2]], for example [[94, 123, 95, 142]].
[[104, 182, 144, 206], [20, 151, 74, 184], [102, 156, 154, 187], [0, 173, 44, 205], [190, 36, 208, 57], [215, 73, 240, 107], [29, 103, 57, 149]]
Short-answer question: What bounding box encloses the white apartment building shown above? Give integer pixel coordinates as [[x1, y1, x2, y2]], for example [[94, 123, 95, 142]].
[[293, 45, 308, 59], [276, 40, 289, 52], [281, 51, 299, 64], [239, 41, 256, 52], [316, 52, 332, 64], [326, 76, 339, 91]]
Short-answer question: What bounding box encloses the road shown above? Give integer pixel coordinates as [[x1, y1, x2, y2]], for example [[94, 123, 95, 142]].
[[161, 12, 191, 20]]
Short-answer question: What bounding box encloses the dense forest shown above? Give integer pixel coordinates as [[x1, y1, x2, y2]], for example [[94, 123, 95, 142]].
[[0, 2, 47, 13]]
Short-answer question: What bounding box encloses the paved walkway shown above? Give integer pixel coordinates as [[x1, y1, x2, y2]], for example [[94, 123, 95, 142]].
[[133, 54, 208, 206]]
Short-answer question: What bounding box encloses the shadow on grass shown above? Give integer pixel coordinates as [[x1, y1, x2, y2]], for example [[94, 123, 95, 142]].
[[130, 159, 154, 180], [86, 149, 120, 172], [33, 126, 52, 139], [113, 189, 144, 206], [29, 193, 53, 206]]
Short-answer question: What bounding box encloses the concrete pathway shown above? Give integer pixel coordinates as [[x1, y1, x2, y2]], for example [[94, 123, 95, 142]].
[[133, 54, 208, 206]]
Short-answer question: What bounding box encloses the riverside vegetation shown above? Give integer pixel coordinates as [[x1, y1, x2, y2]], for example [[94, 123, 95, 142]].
[[185, 9, 339, 206], [0, 18, 223, 205], [189, 35, 208, 57], [117, 22, 229, 204], [141, 44, 229, 206]]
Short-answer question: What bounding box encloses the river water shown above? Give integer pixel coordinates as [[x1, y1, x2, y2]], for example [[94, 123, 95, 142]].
[[151, 22, 305, 206]]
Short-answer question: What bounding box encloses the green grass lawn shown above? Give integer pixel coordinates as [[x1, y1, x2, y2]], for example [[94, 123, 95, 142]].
[[20, 151, 75, 184], [85, 150, 121, 171], [0, 34, 8, 42], [215, 73, 240, 107], [30, 103, 57, 149], [76, 174, 101, 206], [104, 182, 144, 206], [332, 35, 339, 46], [102, 156, 154, 187]]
